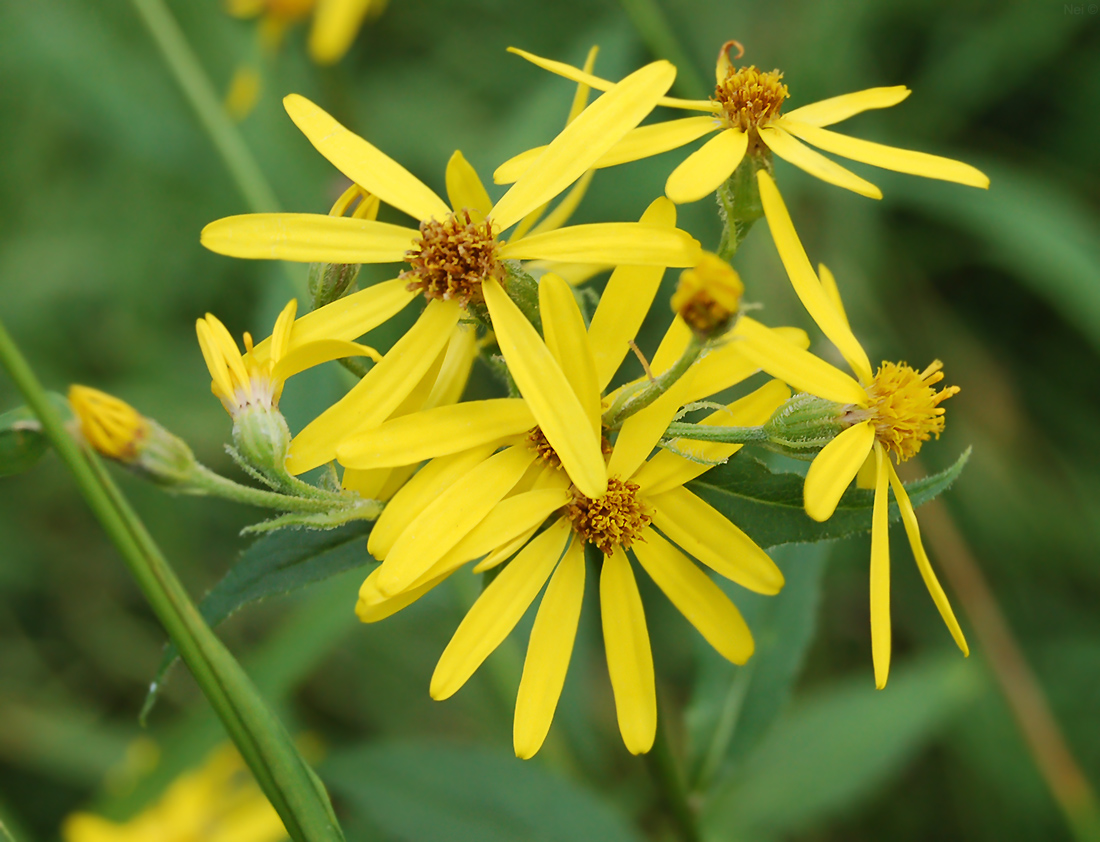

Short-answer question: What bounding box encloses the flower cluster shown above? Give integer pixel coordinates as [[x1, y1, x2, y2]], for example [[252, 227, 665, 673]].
[[73, 41, 985, 756]]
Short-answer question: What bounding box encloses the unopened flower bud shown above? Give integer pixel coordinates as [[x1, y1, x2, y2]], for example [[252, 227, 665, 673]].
[[308, 260, 361, 309], [671, 253, 744, 338], [232, 403, 292, 477], [761, 392, 848, 459]]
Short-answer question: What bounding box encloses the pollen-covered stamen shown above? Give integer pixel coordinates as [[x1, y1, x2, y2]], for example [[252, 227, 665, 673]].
[[527, 426, 612, 470], [565, 477, 652, 556], [713, 65, 789, 133], [402, 210, 502, 306], [863, 360, 960, 463]]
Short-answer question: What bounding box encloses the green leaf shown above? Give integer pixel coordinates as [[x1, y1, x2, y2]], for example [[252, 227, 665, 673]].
[[142, 522, 374, 720], [324, 740, 645, 842], [703, 656, 984, 838], [0, 394, 71, 476], [686, 448, 970, 548], [686, 541, 829, 791]]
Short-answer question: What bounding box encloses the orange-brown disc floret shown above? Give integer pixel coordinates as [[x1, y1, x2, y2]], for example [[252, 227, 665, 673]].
[[712, 65, 789, 133], [402, 210, 503, 306], [565, 477, 652, 556]]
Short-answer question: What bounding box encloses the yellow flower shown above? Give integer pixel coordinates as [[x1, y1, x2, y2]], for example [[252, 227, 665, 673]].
[[496, 44, 989, 205], [202, 64, 701, 475], [227, 0, 387, 64], [670, 252, 745, 337], [62, 743, 287, 842], [347, 272, 801, 758], [68, 385, 150, 461], [731, 170, 969, 689]]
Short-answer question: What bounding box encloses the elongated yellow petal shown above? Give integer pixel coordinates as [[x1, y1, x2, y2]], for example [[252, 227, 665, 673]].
[[539, 273, 601, 433], [307, 0, 373, 64], [287, 301, 461, 474], [599, 116, 720, 168], [514, 537, 585, 758], [527, 170, 595, 237], [483, 279, 607, 499], [271, 339, 380, 381], [423, 322, 479, 409], [195, 319, 238, 402], [445, 150, 493, 217], [678, 325, 807, 403], [283, 94, 450, 221], [342, 466, 392, 499], [472, 526, 537, 574], [337, 399, 533, 469], [491, 61, 675, 231], [368, 444, 498, 558], [804, 421, 875, 522], [665, 129, 747, 204], [756, 172, 874, 383], [269, 299, 297, 363], [887, 465, 968, 656], [201, 213, 418, 263], [633, 528, 754, 664], [501, 222, 700, 266], [608, 374, 695, 482], [249, 279, 416, 365], [759, 126, 882, 200], [817, 262, 850, 328], [588, 197, 676, 391], [871, 443, 892, 689], [356, 565, 448, 624], [601, 547, 656, 755], [633, 380, 790, 496], [783, 86, 911, 127], [855, 450, 877, 489], [648, 486, 784, 595], [567, 45, 601, 123], [493, 147, 544, 186], [649, 315, 692, 374], [431, 520, 571, 700], [376, 445, 537, 596], [777, 119, 990, 189], [730, 317, 867, 405]]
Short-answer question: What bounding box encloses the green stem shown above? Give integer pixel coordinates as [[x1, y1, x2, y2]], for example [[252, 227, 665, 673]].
[[691, 660, 755, 792], [604, 336, 704, 429], [716, 151, 771, 263], [645, 709, 701, 842], [191, 464, 351, 513], [664, 421, 768, 445], [616, 0, 708, 100], [0, 318, 343, 842]]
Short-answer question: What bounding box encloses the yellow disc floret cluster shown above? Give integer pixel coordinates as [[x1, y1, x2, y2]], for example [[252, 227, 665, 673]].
[[68, 385, 149, 461], [403, 210, 503, 306], [713, 65, 789, 133], [671, 252, 745, 336], [564, 477, 652, 556], [865, 360, 960, 462]]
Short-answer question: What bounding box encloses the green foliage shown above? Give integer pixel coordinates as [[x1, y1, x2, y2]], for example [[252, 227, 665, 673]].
[[324, 740, 645, 842], [0, 394, 70, 476], [686, 448, 971, 548]]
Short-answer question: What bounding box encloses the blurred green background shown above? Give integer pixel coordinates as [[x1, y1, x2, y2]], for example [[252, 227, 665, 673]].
[[1, 0, 1099, 839]]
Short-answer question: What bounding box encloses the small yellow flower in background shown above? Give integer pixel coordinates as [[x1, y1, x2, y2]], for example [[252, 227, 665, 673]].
[[347, 271, 798, 758], [227, 0, 387, 64], [496, 43, 989, 205], [734, 170, 968, 689], [68, 385, 150, 461], [671, 252, 745, 338], [202, 61, 702, 475], [62, 743, 287, 842]]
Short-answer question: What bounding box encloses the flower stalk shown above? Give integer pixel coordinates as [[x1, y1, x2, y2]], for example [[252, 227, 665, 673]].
[[603, 335, 705, 429], [716, 151, 771, 262]]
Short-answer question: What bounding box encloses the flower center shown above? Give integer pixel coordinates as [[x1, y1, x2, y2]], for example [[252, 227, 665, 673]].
[[527, 426, 612, 469], [402, 210, 502, 306], [863, 360, 960, 462], [712, 66, 789, 133], [565, 477, 652, 556]]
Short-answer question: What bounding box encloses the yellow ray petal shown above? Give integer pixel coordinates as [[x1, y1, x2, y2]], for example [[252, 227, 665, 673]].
[[608, 374, 695, 482], [756, 172, 874, 383], [633, 528, 754, 664], [730, 317, 867, 405], [195, 319, 237, 401], [272, 339, 380, 380], [681, 340, 762, 403], [600, 547, 656, 755], [201, 213, 418, 263], [342, 466, 392, 499], [599, 116, 720, 169], [307, 0, 374, 64], [356, 565, 447, 624], [491, 60, 676, 231], [633, 379, 791, 496], [375, 445, 536, 596], [870, 443, 892, 689], [539, 273, 601, 433], [431, 520, 571, 700], [664, 129, 747, 204], [648, 486, 784, 595], [803, 420, 875, 522], [287, 301, 460, 474], [445, 150, 494, 217], [588, 197, 676, 391], [527, 170, 595, 237], [887, 465, 968, 656], [649, 315, 693, 374], [855, 450, 877, 489], [283, 94, 450, 221], [759, 126, 882, 200], [368, 444, 498, 559], [493, 147, 544, 186], [514, 537, 586, 759], [337, 399, 533, 469], [567, 45, 601, 123], [472, 526, 538, 574], [483, 279, 607, 499], [783, 86, 911, 127], [422, 322, 479, 409], [817, 262, 850, 328], [777, 119, 990, 189], [269, 299, 297, 362], [500, 222, 700, 266]]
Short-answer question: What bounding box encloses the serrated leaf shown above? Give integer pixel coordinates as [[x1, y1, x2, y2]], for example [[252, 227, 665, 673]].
[[142, 522, 374, 720], [686, 447, 970, 548], [324, 740, 645, 842], [0, 394, 71, 477], [702, 656, 983, 838]]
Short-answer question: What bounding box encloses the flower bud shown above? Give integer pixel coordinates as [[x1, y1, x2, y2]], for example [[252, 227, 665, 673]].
[[231, 403, 293, 477], [671, 253, 744, 338], [308, 260, 361, 309], [761, 392, 848, 459]]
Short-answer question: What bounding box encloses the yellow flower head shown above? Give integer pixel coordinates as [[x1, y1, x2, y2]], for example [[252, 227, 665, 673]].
[[68, 385, 149, 461], [861, 360, 960, 463], [671, 252, 744, 336]]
